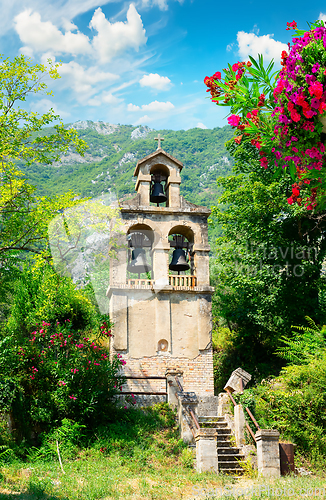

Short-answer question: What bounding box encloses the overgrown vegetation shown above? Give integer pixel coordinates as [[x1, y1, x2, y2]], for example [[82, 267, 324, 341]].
[[210, 136, 326, 390], [234, 319, 326, 467]]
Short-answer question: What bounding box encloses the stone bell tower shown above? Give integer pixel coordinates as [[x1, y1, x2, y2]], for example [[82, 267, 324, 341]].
[[107, 136, 214, 398]]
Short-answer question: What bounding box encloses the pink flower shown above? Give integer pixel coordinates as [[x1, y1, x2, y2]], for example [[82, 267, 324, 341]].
[[212, 71, 221, 80], [309, 81, 323, 99], [227, 114, 241, 127], [290, 109, 301, 122], [69, 395, 77, 400]]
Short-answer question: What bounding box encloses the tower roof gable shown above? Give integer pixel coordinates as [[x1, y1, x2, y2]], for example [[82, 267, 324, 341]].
[[133, 148, 183, 177]]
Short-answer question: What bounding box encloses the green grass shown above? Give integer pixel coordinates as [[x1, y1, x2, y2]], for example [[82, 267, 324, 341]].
[[0, 404, 325, 499]]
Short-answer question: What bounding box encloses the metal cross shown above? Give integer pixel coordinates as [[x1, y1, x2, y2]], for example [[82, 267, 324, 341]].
[[154, 134, 164, 149]]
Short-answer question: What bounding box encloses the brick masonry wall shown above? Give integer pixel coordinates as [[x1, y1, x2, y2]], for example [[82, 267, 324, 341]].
[[111, 345, 214, 397]]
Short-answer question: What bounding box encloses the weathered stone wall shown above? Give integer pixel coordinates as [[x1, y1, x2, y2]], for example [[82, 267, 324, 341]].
[[114, 348, 214, 397]]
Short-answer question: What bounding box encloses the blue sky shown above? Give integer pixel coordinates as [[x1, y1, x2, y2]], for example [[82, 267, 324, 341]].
[[2, 0, 326, 130]]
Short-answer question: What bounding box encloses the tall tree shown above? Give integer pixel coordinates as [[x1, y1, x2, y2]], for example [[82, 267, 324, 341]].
[[210, 137, 326, 388], [0, 54, 86, 259]]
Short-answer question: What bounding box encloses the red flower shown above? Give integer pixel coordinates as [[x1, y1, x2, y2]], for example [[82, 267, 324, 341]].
[[286, 21, 297, 30], [212, 72, 221, 80], [290, 109, 301, 122]]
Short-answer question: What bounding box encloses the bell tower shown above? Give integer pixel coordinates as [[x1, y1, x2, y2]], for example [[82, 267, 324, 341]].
[[107, 139, 214, 399]]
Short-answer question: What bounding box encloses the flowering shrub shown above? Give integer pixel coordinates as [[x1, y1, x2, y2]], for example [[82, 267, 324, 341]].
[[1, 318, 125, 436], [204, 20, 326, 210]]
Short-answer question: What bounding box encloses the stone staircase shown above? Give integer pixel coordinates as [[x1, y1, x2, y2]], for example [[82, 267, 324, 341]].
[[198, 416, 245, 474]]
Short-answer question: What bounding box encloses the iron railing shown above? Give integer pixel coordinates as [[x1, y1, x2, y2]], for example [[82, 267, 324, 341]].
[[225, 388, 259, 444]]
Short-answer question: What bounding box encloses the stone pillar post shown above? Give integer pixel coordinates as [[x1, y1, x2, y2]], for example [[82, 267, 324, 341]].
[[165, 370, 183, 409], [234, 404, 245, 447], [195, 428, 218, 473], [135, 174, 151, 205], [177, 392, 198, 444], [255, 429, 280, 477]]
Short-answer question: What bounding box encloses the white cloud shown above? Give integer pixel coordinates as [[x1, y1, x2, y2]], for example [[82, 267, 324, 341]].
[[102, 93, 122, 105], [128, 100, 174, 113], [14, 10, 92, 56], [59, 61, 119, 94], [89, 4, 147, 63], [196, 122, 207, 129], [32, 98, 70, 119], [237, 31, 288, 62], [88, 98, 102, 106], [141, 0, 168, 10], [88, 91, 122, 107], [127, 103, 141, 111], [61, 19, 78, 31], [134, 114, 152, 124], [139, 73, 172, 90], [319, 12, 326, 23]]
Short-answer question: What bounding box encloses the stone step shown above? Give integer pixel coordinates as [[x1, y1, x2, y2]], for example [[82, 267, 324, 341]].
[[218, 447, 241, 454], [219, 460, 243, 469], [218, 467, 244, 475], [198, 416, 225, 423], [199, 422, 228, 428], [216, 436, 232, 444], [216, 429, 231, 435], [218, 454, 244, 462]]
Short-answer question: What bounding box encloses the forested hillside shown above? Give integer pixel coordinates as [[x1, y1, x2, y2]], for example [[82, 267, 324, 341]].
[[20, 121, 234, 208]]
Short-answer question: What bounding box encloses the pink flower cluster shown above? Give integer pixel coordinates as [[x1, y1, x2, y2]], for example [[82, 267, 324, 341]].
[[270, 22, 326, 206]]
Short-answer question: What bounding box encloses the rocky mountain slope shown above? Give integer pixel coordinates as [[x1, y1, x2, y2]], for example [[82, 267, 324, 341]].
[[22, 121, 234, 208]]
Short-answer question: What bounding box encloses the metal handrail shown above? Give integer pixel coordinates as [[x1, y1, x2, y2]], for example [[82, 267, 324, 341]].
[[175, 376, 200, 432], [225, 388, 257, 444], [245, 407, 260, 430]]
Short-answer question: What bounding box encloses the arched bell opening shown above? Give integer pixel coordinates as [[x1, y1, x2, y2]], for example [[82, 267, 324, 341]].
[[149, 164, 170, 207], [127, 225, 154, 280], [168, 226, 194, 278]]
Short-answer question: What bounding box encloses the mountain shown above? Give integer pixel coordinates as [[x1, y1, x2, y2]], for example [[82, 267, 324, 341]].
[[21, 121, 234, 209]]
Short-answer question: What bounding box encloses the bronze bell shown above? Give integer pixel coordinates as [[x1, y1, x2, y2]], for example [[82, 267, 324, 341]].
[[127, 247, 152, 274], [169, 248, 190, 272], [150, 181, 167, 204]]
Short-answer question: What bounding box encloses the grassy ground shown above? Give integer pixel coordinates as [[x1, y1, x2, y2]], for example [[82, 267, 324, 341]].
[[1, 458, 326, 499], [0, 405, 325, 499]]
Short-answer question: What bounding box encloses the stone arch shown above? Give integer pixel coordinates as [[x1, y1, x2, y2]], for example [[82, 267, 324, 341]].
[[168, 225, 195, 275], [127, 223, 154, 278], [168, 224, 195, 243], [149, 163, 170, 177]]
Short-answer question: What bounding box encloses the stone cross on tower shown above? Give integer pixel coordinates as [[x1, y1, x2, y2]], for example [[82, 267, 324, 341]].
[[154, 134, 164, 149]]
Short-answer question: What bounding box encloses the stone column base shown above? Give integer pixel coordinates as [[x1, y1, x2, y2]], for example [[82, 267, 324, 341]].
[[255, 429, 280, 478], [195, 428, 218, 473]]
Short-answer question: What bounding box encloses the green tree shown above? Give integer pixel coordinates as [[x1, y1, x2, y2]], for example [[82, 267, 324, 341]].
[[210, 138, 326, 388], [0, 54, 86, 259], [0, 55, 87, 321]]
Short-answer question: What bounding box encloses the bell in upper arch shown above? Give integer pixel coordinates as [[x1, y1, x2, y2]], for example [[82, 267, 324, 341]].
[[169, 248, 190, 272], [127, 247, 152, 274], [150, 181, 167, 204]]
